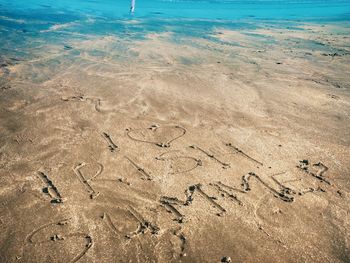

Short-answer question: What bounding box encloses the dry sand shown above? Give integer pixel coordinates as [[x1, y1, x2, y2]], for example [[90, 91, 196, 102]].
[[0, 22, 350, 262]]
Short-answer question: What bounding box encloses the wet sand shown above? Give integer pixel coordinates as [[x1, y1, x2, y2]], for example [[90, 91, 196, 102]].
[[1, 21, 350, 262]]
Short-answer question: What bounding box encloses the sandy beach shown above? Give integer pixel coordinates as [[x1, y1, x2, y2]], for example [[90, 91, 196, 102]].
[[1, 5, 350, 262]]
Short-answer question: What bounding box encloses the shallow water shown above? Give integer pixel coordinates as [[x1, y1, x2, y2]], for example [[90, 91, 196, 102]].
[[1, 0, 350, 71]]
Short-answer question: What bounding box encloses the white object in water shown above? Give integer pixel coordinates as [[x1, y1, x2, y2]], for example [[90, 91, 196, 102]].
[[130, 0, 135, 13]]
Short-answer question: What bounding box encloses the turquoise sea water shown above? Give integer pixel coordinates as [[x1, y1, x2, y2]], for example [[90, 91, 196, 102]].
[[1, 1, 350, 38], [1, 0, 350, 68], [1, 0, 350, 20]]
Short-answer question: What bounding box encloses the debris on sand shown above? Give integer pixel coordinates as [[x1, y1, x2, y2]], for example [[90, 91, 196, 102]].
[[221, 256, 232, 263], [51, 234, 65, 241], [149, 124, 159, 129]]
